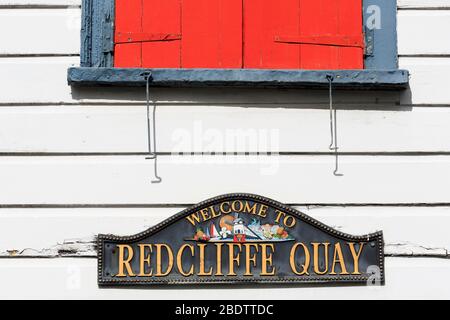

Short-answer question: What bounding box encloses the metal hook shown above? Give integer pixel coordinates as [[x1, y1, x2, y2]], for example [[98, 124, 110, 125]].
[[326, 75, 343, 177], [326, 75, 335, 151], [145, 73, 162, 183], [149, 155, 162, 184]]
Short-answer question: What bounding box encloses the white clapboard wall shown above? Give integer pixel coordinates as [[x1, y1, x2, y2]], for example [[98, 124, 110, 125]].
[[0, 0, 449, 299]]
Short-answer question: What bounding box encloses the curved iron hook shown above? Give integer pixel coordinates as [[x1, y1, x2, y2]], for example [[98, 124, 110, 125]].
[[145, 73, 162, 183], [326, 75, 343, 177]]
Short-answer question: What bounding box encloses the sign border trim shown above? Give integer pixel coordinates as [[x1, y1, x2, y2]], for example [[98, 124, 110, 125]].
[[97, 193, 384, 286]]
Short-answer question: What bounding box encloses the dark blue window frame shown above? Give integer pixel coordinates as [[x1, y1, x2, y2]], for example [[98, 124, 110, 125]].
[[68, 0, 409, 89]]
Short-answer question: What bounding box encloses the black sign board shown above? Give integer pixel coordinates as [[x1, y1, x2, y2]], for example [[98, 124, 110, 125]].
[[98, 194, 384, 286]]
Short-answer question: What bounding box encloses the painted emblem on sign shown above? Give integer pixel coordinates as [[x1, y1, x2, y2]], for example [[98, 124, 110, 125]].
[[97, 194, 384, 286], [189, 215, 295, 243]]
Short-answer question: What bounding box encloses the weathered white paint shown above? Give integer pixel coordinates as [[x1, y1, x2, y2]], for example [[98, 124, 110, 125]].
[[2, 239, 447, 259], [0, 9, 80, 55], [0, 57, 77, 103], [398, 0, 450, 9], [0, 0, 79, 5], [398, 11, 450, 55], [400, 57, 450, 105], [1, 207, 449, 258], [0, 258, 448, 299], [0, 155, 449, 205], [1, 0, 450, 299], [0, 105, 450, 153]]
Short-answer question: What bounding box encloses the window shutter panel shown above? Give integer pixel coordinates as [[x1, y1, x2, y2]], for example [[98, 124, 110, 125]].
[[182, 0, 243, 68], [114, 0, 143, 67], [141, 0, 181, 68], [114, 0, 363, 70], [244, 0, 302, 69], [243, 0, 364, 70], [114, 0, 181, 68], [297, 0, 363, 69]]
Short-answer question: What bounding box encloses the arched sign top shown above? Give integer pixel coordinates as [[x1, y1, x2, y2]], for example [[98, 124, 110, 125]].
[[98, 194, 384, 287]]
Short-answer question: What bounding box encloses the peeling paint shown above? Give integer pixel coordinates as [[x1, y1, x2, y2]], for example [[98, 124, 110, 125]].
[[1, 238, 448, 259], [385, 242, 449, 258]]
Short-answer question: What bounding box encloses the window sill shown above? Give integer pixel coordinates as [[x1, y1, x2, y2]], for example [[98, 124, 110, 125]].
[[68, 68, 409, 89]]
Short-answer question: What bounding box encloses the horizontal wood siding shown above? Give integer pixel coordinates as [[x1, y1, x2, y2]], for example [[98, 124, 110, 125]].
[[0, 258, 449, 299], [0, 0, 449, 298], [1, 207, 449, 258], [1, 105, 450, 153], [0, 155, 449, 205]]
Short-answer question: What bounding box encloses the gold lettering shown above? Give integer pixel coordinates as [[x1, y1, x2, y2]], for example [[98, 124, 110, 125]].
[[284, 215, 296, 228], [289, 243, 310, 275], [312, 242, 330, 275], [227, 243, 242, 276], [220, 202, 231, 214], [199, 208, 211, 222], [348, 243, 365, 275], [244, 244, 259, 276], [215, 243, 224, 276], [210, 206, 221, 218], [330, 243, 349, 275], [185, 212, 202, 226], [116, 245, 135, 277], [260, 244, 276, 276], [176, 244, 194, 277], [138, 244, 153, 276], [155, 244, 174, 277], [198, 244, 213, 276], [258, 205, 268, 218], [243, 201, 258, 215], [275, 210, 296, 228], [231, 201, 243, 212], [275, 210, 285, 223]]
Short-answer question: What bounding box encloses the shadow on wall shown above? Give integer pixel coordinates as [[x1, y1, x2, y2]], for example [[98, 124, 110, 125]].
[[71, 86, 413, 112]]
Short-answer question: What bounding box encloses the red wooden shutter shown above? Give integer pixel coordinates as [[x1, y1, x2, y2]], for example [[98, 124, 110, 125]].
[[182, 0, 243, 68], [244, 0, 301, 69], [115, 0, 182, 68], [114, 0, 363, 70], [243, 0, 364, 69], [114, 0, 143, 67]]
